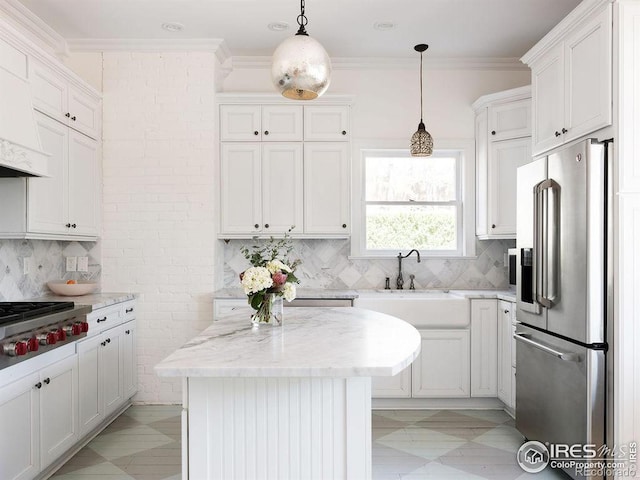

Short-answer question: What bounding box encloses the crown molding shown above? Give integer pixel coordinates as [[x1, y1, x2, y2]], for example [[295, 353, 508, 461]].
[[471, 85, 531, 112], [67, 38, 232, 63], [521, 0, 613, 66], [232, 55, 528, 71], [0, 0, 68, 57]]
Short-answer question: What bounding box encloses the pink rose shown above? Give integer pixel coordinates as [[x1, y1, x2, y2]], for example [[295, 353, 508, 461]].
[[272, 271, 288, 286]]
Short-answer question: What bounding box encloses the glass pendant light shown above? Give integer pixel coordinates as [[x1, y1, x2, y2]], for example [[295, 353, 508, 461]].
[[271, 0, 332, 100], [410, 44, 434, 156]]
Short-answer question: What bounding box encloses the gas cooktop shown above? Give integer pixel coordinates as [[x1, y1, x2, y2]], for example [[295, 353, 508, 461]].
[[0, 301, 75, 326]]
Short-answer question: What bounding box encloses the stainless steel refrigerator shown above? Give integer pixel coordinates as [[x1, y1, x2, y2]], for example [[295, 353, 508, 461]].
[[515, 138, 612, 479]]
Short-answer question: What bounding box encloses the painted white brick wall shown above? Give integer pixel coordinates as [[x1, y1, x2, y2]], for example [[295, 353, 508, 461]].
[[101, 52, 218, 403]]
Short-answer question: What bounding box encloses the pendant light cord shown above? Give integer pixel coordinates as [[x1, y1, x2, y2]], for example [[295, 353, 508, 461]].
[[296, 0, 309, 36], [419, 51, 424, 123]]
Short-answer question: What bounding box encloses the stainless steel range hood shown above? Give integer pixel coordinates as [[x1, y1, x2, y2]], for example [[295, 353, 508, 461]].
[[0, 67, 49, 177]]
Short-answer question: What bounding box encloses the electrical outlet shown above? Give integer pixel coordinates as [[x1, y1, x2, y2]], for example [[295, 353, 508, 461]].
[[66, 256, 77, 272], [77, 256, 89, 272], [22, 257, 29, 275]]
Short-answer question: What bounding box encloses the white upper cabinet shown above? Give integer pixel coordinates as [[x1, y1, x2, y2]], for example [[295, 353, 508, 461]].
[[473, 86, 531, 239], [303, 142, 350, 235], [304, 105, 350, 141], [524, 3, 612, 156], [220, 105, 303, 141], [219, 99, 351, 237], [67, 130, 99, 237], [30, 60, 101, 140]]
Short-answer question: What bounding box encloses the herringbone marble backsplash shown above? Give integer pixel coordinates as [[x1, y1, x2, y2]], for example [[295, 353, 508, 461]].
[[0, 239, 101, 300], [223, 238, 514, 290]]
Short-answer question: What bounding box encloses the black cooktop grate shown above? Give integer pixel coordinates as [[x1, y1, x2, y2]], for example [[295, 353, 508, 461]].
[[0, 302, 75, 325]]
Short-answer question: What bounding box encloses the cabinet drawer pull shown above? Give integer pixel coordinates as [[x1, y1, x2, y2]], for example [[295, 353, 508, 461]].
[[35, 382, 42, 389], [555, 131, 561, 137], [43, 378, 50, 385], [101, 341, 106, 347], [97, 317, 107, 323], [125, 330, 131, 335], [561, 127, 568, 134], [341, 130, 347, 135], [125, 308, 134, 313], [71, 223, 77, 228], [254, 131, 259, 136], [71, 116, 76, 121], [491, 130, 496, 135], [65, 112, 71, 118], [65, 223, 71, 228], [105, 338, 111, 344], [504, 310, 509, 314]]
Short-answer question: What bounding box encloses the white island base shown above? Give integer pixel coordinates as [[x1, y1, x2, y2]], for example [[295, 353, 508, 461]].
[[186, 376, 371, 480], [156, 307, 420, 480]]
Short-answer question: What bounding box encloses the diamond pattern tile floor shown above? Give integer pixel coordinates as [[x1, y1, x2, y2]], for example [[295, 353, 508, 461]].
[[51, 406, 568, 479]]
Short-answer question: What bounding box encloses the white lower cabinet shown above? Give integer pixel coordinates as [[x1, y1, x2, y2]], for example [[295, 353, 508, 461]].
[[470, 300, 498, 396], [0, 354, 78, 480], [371, 368, 412, 398], [78, 320, 135, 437], [412, 329, 471, 398], [497, 300, 516, 410]]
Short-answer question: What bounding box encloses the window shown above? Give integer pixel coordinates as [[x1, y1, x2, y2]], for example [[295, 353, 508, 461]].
[[352, 140, 475, 258]]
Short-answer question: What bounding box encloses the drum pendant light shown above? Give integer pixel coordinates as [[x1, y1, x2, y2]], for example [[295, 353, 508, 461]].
[[271, 0, 332, 100], [410, 44, 434, 156]]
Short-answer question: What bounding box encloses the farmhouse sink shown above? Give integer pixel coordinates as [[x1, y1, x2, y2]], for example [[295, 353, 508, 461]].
[[354, 291, 469, 328]]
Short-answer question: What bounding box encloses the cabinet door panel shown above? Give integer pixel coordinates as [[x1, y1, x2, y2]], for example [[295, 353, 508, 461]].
[[304, 106, 349, 141], [122, 320, 137, 400], [412, 330, 470, 398], [103, 326, 124, 417], [262, 106, 303, 141], [30, 61, 68, 124], [68, 131, 99, 236], [220, 105, 261, 141], [40, 355, 78, 468], [487, 137, 532, 236], [220, 144, 262, 234], [489, 99, 531, 141], [470, 300, 498, 397], [564, 5, 612, 142], [475, 109, 489, 237], [0, 373, 40, 480], [372, 367, 411, 398], [28, 112, 68, 234], [262, 143, 303, 233], [303, 143, 350, 234], [78, 335, 103, 436], [532, 43, 564, 155], [68, 85, 100, 139], [497, 301, 513, 407]]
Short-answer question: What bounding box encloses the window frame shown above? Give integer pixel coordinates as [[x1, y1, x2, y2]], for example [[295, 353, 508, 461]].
[[350, 139, 476, 259]]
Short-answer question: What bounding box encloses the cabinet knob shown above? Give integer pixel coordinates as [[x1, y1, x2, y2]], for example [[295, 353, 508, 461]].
[[264, 223, 269, 228], [125, 330, 131, 335], [43, 377, 50, 385], [341, 130, 347, 135], [105, 338, 111, 344], [65, 223, 71, 228], [35, 382, 42, 389], [65, 112, 70, 118], [491, 130, 496, 135], [342, 223, 347, 228], [562, 127, 568, 134], [254, 131, 259, 136], [71, 223, 77, 228], [254, 224, 259, 229], [504, 310, 509, 314], [555, 131, 561, 137], [71, 116, 76, 121], [491, 224, 496, 229], [264, 130, 269, 135], [101, 341, 106, 347]]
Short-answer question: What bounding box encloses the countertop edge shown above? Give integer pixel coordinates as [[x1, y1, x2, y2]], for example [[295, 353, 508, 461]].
[[29, 292, 139, 310]]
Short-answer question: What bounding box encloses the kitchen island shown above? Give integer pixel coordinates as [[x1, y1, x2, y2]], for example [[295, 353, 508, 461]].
[[155, 307, 420, 480]]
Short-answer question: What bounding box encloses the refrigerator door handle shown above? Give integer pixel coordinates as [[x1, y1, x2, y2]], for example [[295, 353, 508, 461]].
[[533, 183, 542, 306], [514, 333, 581, 362], [535, 179, 560, 308]]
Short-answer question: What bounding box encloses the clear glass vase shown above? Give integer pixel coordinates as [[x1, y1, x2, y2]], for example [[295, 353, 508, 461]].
[[251, 293, 283, 326]]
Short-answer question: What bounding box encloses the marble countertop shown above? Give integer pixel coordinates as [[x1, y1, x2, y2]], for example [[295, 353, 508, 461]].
[[29, 292, 138, 310], [213, 288, 516, 303], [155, 307, 421, 378]]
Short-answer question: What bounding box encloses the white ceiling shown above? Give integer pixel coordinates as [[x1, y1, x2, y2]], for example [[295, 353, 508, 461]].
[[16, 0, 581, 59]]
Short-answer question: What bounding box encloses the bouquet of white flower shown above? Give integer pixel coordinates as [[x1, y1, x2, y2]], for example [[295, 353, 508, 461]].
[[240, 234, 300, 325]]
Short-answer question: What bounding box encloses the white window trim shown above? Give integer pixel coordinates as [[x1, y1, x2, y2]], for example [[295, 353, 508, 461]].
[[350, 138, 476, 259]]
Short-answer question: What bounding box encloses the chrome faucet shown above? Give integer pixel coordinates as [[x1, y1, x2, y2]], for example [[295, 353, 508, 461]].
[[396, 250, 421, 289]]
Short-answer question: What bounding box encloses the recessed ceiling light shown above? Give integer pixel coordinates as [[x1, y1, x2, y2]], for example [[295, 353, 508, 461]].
[[161, 22, 184, 32], [374, 21, 396, 31], [268, 22, 290, 32]]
